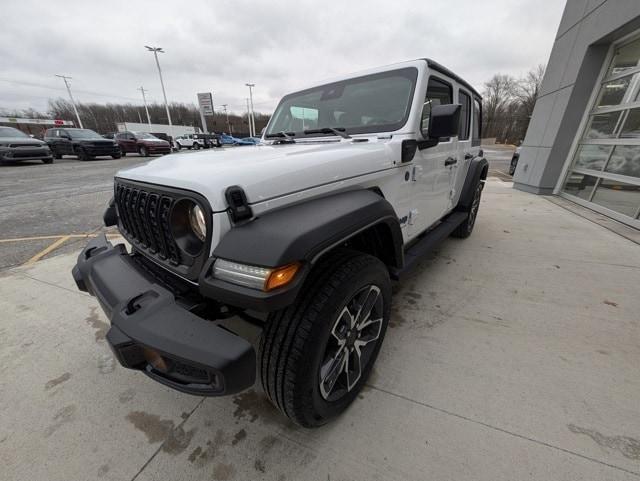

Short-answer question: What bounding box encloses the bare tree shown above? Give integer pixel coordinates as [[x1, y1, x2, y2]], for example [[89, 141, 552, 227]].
[[515, 64, 545, 120], [482, 74, 517, 140]]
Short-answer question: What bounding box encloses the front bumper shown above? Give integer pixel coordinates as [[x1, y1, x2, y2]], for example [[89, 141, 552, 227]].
[[0, 147, 52, 161], [72, 234, 256, 396], [84, 145, 120, 156]]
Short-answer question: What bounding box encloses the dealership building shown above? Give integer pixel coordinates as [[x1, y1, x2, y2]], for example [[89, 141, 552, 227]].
[[515, 0, 640, 229]]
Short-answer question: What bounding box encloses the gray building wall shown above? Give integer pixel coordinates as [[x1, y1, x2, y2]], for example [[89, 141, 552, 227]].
[[514, 0, 640, 194]]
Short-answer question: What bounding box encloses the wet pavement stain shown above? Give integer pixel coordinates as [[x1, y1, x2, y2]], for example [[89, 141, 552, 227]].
[[388, 308, 407, 328], [568, 424, 640, 460], [86, 306, 110, 341], [232, 389, 284, 425], [97, 464, 109, 477], [254, 458, 266, 473], [189, 429, 227, 467], [44, 404, 77, 438], [126, 411, 196, 455], [45, 372, 71, 390], [212, 462, 236, 480], [603, 300, 619, 307], [126, 411, 174, 444], [231, 429, 247, 446]]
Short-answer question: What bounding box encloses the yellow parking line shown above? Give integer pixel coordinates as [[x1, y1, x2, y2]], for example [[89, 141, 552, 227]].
[[23, 235, 72, 266], [0, 233, 121, 244]]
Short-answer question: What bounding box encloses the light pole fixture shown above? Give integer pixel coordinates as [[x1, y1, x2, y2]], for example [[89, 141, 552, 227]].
[[55, 74, 83, 128], [145, 46, 172, 133], [245, 83, 256, 137]]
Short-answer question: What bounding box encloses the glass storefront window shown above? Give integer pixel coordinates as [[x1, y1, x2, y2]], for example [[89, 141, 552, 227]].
[[619, 108, 640, 137], [605, 145, 640, 178], [562, 173, 598, 200], [562, 36, 640, 226], [591, 179, 640, 217], [595, 77, 632, 107], [585, 112, 621, 138], [573, 144, 611, 171], [607, 37, 640, 77]]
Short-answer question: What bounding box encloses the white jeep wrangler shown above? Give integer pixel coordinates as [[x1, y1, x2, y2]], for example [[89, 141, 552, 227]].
[[73, 59, 487, 427], [175, 134, 204, 150]]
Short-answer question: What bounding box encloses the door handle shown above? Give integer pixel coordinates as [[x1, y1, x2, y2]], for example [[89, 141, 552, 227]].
[[464, 153, 474, 160], [444, 157, 457, 166]]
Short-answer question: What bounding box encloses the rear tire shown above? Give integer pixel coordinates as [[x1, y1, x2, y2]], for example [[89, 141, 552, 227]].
[[451, 181, 483, 239], [259, 249, 391, 427], [111, 153, 121, 159], [120, 147, 127, 157], [193, 142, 200, 150]]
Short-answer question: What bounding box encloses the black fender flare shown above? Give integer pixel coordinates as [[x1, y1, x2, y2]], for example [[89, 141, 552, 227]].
[[456, 156, 488, 211], [212, 189, 403, 269], [200, 189, 404, 311]]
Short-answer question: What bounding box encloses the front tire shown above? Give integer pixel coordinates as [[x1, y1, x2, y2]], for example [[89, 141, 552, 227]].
[[42, 158, 54, 164], [259, 249, 391, 427], [53, 150, 62, 160], [193, 142, 200, 150], [451, 181, 483, 238], [76, 147, 91, 161], [139, 146, 148, 157]]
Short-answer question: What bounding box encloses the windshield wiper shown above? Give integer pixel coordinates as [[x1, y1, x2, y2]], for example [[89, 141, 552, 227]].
[[264, 131, 296, 143], [303, 127, 351, 139]]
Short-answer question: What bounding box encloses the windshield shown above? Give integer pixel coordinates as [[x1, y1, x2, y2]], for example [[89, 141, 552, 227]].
[[134, 132, 159, 140], [68, 129, 103, 140], [0, 127, 29, 138], [266, 67, 418, 137]]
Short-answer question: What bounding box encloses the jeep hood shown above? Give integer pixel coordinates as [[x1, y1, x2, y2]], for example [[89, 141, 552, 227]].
[[117, 141, 395, 211]]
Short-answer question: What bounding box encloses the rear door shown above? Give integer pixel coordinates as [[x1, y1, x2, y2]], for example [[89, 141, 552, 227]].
[[451, 88, 473, 207], [410, 75, 456, 236]]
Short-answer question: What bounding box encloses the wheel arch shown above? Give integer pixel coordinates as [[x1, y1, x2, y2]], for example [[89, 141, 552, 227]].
[[456, 156, 488, 211]]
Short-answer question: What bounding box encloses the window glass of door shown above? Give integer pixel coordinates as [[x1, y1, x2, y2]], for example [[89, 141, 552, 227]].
[[421, 77, 452, 138], [458, 90, 471, 140]]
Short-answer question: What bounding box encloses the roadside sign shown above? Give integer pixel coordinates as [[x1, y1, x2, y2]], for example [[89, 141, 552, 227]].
[[197, 92, 214, 116], [0, 117, 74, 126]]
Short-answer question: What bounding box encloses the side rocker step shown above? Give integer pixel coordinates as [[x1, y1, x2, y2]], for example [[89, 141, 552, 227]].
[[389, 211, 467, 280]]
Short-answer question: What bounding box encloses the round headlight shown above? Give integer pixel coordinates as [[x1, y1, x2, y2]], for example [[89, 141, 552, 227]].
[[189, 204, 206, 241]]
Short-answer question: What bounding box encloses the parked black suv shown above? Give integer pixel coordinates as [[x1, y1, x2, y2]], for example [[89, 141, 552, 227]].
[[44, 128, 121, 160], [0, 126, 53, 164]]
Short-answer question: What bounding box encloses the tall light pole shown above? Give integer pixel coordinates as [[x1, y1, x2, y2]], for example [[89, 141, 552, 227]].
[[221, 104, 231, 133], [245, 98, 252, 137], [245, 83, 256, 137], [55, 75, 83, 128], [137, 86, 152, 126], [145, 46, 172, 134]]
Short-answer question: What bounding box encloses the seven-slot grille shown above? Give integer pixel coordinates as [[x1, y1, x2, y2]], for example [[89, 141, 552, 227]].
[[114, 181, 181, 266]]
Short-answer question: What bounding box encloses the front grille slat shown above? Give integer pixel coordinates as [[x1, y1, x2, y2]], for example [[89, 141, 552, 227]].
[[114, 180, 184, 272]]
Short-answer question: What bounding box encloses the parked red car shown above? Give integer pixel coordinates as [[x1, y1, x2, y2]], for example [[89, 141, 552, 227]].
[[114, 131, 171, 157]]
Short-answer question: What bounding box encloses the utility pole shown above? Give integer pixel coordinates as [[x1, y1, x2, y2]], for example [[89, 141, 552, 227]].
[[221, 104, 231, 133], [245, 98, 253, 137], [55, 75, 83, 128], [138, 86, 151, 125], [145, 46, 172, 135], [245, 83, 256, 137]]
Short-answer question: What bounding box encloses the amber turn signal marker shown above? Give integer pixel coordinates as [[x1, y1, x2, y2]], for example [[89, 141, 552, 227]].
[[143, 347, 168, 373], [264, 262, 301, 291]]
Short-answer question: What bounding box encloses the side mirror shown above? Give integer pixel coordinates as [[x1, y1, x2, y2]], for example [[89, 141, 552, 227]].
[[429, 104, 461, 139], [418, 104, 461, 150]]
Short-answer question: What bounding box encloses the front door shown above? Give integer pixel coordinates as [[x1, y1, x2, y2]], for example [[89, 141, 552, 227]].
[[410, 76, 456, 236]]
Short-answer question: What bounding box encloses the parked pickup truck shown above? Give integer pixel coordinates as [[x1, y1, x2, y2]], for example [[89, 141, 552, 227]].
[[73, 59, 487, 427]]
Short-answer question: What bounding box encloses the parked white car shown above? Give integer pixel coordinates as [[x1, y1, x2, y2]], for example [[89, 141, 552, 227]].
[[175, 134, 204, 150], [73, 58, 487, 428]]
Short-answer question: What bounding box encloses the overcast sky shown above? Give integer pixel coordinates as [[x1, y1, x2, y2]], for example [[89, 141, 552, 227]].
[[1, 0, 566, 116]]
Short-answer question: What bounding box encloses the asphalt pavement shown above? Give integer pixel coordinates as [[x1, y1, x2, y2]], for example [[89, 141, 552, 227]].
[[0, 144, 516, 271]]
